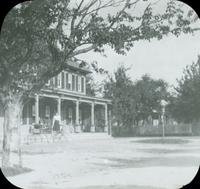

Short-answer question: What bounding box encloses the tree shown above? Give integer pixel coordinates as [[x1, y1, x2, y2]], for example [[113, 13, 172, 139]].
[[86, 75, 96, 96], [0, 0, 198, 167], [104, 72, 169, 131], [167, 55, 200, 123], [104, 66, 137, 133], [134, 74, 169, 125]]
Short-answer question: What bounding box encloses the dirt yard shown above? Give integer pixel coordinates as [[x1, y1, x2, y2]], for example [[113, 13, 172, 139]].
[[2, 133, 200, 189]]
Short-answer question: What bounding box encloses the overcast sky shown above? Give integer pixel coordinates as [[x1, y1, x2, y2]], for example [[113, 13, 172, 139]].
[[79, 31, 200, 87], [76, 0, 200, 88]]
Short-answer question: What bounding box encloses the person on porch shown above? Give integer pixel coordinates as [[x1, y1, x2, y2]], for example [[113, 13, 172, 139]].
[[52, 112, 61, 133]]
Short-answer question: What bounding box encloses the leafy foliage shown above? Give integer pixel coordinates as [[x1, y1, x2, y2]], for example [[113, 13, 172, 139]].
[[104, 67, 169, 128], [134, 74, 169, 123], [104, 66, 137, 128], [167, 56, 200, 123], [0, 0, 198, 105]]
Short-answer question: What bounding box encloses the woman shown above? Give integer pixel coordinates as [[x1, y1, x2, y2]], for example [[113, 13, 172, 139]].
[[52, 112, 61, 133]]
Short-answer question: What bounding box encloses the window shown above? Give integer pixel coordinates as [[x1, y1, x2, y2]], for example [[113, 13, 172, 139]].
[[72, 75, 75, 91], [65, 73, 69, 89], [50, 78, 54, 87], [78, 76, 81, 92], [46, 79, 50, 86], [45, 105, 50, 117], [61, 72, 65, 89], [57, 73, 61, 88], [68, 73, 72, 90], [76, 75, 78, 91], [81, 77, 85, 93], [32, 104, 35, 116], [54, 76, 58, 88]]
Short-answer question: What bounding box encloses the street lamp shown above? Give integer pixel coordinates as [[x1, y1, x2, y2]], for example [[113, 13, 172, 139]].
[[160, 99, 168, 137]]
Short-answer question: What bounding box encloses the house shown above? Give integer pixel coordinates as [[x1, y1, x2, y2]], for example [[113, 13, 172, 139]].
[[21, 61, 112, 133], [0, 61, 111, 136]]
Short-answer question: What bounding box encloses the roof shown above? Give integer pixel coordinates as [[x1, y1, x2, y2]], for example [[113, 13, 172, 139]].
[[66, 60, 92, 74]]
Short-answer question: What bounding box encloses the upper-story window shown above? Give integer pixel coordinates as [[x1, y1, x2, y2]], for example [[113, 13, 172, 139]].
[[72, 74, 75, 91], [54, 76, 58, 88], [76, 75, 78, 91], [57, 73, 61, 88], [46, 71, 86, 94], [68, 73, 72, 90], [81, 77, 85, 93], [46, 79, 50, 86], [61, 72, 65, 89], [78, 76, 81, 92]]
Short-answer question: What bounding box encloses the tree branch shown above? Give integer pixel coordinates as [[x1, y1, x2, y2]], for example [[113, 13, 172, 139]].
[[69, 44, 96, 57]]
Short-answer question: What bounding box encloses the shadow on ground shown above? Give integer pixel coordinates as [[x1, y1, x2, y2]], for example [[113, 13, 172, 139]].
[[71, 185, 166, 189], [1, 166, 33, 177], [131, 138, 190, 144], [95, 156, 200, 168]]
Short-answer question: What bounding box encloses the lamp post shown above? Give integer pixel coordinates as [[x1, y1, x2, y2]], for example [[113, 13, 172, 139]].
[[160, 99, 168, 137]]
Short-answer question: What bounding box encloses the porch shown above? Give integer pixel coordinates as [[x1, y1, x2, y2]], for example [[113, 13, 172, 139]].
[[22, 92, 111, 133]]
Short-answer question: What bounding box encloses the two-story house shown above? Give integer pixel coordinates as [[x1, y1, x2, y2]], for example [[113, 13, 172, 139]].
[[21, 61, 112, 133]]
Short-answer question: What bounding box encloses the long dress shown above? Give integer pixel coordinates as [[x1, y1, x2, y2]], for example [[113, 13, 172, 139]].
[[53, 120, 60, 131]]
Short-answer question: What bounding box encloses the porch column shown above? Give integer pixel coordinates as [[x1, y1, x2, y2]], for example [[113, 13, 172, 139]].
[[104, 103, 108, 132], [57, 97, 61, 117], [75, 100, 81, 132], [35, 94, 39, 124], [90, 102, 95, 132], [108, 109, 112, 135]]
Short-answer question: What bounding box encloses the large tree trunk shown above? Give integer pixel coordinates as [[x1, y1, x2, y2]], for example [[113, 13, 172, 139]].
[[2, 98, 23, 168]]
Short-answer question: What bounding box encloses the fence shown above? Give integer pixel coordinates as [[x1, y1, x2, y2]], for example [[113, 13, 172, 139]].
[[135, 123, 193, 136], [112, 123, 194, 137]]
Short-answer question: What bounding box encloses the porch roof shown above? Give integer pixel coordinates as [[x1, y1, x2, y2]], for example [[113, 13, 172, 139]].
[[40, 89, 112, 105]]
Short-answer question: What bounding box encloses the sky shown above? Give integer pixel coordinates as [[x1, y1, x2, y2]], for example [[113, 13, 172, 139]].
[[75, 0, 200, 88], [79, 31, 200, 87]]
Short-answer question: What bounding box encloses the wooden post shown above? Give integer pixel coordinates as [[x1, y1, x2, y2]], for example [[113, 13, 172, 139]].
[[76, 100, 79, 125], [75, 100, 81, 132], [162, 107, 165, 137], [35, 94, 39, 124], [57, 97, 61, 117]]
